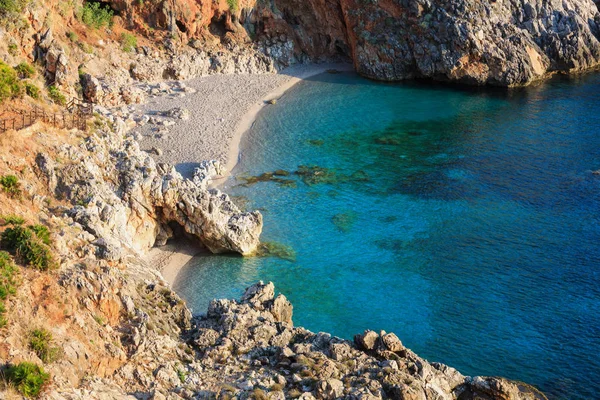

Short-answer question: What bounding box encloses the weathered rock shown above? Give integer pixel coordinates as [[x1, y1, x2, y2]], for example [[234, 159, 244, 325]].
[[316, 378, 344, 399], [81, 73, 104, 104], [37, 123, 262, 256], [256, 0, 600, 86], [355, 330, 379, 351], [381, 332, 404, 352], [164, 107, 190, 120], [270, 294, 293, 325]]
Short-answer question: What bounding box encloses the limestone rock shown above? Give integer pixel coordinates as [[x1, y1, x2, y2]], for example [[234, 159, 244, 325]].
[[381, 332, 404, 352], [355, 330, 379, 351], [270, 294, 293, 325], [81, 73, 104, 104], [316, 378, 344, 399], [37, 123, 262, 256]]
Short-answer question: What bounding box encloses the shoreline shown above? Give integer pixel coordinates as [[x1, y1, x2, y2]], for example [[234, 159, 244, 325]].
[[219, 62, 355, 184], [140, 63, 353, 285], [134, 63, 354, 181]]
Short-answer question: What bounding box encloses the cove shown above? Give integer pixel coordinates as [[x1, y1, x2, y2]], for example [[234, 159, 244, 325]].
[[173, 71, 600, 399]]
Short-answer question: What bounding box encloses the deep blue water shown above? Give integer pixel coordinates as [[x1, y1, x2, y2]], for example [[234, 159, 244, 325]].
[[173, 71, 600, 399]]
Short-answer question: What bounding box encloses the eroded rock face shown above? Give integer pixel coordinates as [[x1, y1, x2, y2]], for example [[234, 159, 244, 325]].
[[161, 281, 545, 399], [255, 0, 600, 85], [340, 0, 600, 85], [35, 122, 262, 257]]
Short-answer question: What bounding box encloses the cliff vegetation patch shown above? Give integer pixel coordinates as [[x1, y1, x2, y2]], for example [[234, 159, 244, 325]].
[[2, 362, 50, 398], [0, 175, 21, 198], [1, 222, 55, 271], [77, 1, 114, 29], [0, 251, 18, 328], [29, 328, 61, 363]]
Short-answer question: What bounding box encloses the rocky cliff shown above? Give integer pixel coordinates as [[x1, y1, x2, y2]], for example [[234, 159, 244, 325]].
[[256, 0, 600, 85], [100, 0, 600, 86]]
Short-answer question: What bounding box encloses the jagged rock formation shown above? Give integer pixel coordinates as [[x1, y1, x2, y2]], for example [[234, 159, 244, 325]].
[[256, 0, 600, 85], [69, 280, 545, 399], [35, 121, 262, 257]]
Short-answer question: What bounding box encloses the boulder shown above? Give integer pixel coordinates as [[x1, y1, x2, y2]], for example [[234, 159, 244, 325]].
[[316, 378, 344, 399]]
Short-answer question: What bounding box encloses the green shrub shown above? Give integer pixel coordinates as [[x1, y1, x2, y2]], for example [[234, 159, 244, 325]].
[[1, 225, 55, 270], [28, 225, 50, 245], [78, 2, 113, 29], [120, 32, 137, 53], [14, 62, 34, 79], [66, 31, 78, 42], [226, 0, 238, 11], [0, 62, 22, 103], [0, 215, 24, 226], [0, 251, 17, 328], [47, 85, 66, 106], [7, 43, 18, 56], [29, 328, 60, 363], [0, 0, 29, 15], [24, 82, 40, 99], [4, 362, 49, 397], [0, 175, 21, 198]]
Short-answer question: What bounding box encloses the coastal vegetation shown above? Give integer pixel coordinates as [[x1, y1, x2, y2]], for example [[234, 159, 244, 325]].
[[120, 32, 138, 53], [78, 1, 114, 29], [29, 328, 61, 363], [14, 62, 35, 79], [226, 0, 238, 12], [2, 362, 50, 397], [0, 251, 18, 328], [1, 222, 55, 271], [47, 85, 66, 105], [0, 0, 29, 17], [0, 62, 22, 103], [0, 175, 21, 198]]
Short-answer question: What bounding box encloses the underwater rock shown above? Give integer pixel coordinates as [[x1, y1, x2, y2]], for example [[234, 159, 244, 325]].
[[374, 136, 403, 145], [238, 171, 296, 188], [255, 242, 297, 262], [295, 165, 339, 185], [331, 212, 358, 233]]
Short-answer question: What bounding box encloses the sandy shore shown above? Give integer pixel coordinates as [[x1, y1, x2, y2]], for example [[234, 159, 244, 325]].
[[135, 62, 353, 178], [139, 62, 353, 285]]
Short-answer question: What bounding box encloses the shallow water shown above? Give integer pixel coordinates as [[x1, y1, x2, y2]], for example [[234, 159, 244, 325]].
[[173, 71, 600, 399]]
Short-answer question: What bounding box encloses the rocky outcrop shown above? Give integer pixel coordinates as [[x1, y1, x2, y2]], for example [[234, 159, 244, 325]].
[[35, 121, 262, 257], [255, 0, 600, 85], [98, 281, 546, 399], [35, 28, 70, 86], [339, 0, 600, 85]]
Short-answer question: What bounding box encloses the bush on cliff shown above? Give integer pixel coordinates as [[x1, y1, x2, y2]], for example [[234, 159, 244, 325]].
[[0, 215, 24, 226], [0, 251, 18, 328], [78, 2, 113, 29], [3, 362, 49, 397], [0, 62, 22, 103], [0, 175, 21, 198], [29, 328, 60, 363], [14, 62, 35, 79], [24, 82, 40, 99], [226, 0, 238, 11], [47, 85, 66, 106], [120, 32, 137, 53], [0, 0, 28, 15], [1, 224, 55, 271]]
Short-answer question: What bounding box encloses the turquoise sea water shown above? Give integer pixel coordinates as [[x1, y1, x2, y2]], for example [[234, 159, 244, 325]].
[[173, 71, 600, 399]]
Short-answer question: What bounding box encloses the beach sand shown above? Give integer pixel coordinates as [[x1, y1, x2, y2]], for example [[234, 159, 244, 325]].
[[138, 62, 353, 285], [136, 63, 353, 179]]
